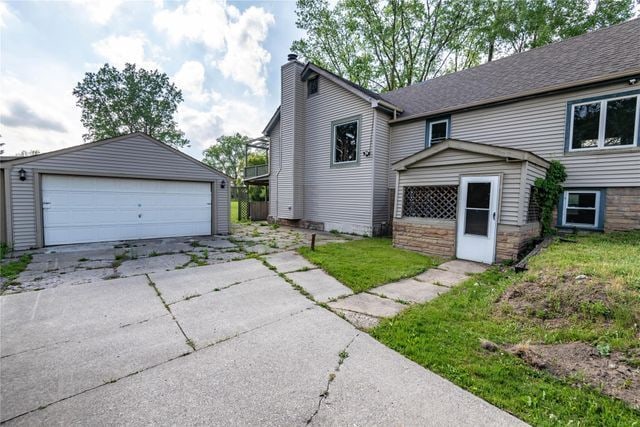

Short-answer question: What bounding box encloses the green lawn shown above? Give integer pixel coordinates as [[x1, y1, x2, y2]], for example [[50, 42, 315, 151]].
[[371, 231, 640, 425], [298, 237, 439, 293], [0, 254, 32, 287]]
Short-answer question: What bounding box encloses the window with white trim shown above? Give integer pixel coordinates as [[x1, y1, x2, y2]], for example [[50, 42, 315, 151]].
[[428, 119, 449, 146], [562, 191, 601, 228], [569, 94, 639, 150]]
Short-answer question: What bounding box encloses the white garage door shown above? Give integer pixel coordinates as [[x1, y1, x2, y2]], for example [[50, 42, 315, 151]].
[[42, 175, 212, 245]]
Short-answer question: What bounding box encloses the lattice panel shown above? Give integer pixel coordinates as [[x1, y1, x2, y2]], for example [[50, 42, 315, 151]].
[[402, 186, 458, 219], [527, 186, 541, 222]]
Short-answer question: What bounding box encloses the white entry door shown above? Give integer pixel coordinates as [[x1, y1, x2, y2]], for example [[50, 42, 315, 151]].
[[456, 175, 500, 264], [42, 175, 212, 245]]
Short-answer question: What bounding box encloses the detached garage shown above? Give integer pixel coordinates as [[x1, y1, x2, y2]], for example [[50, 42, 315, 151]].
[[1, 133, 230, 250]]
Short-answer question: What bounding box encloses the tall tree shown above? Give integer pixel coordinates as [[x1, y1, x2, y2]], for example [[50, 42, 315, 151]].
[[292, 0, 634, 90], [73, 63, 188, 147], [202, 133, 251, 184]]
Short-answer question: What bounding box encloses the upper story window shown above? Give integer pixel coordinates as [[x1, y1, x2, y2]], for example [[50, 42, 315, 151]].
[[568, 92, 639, 151], [426, 117, 450, 147], [307, 76, 318, 97], [332, 116, 360, 166]]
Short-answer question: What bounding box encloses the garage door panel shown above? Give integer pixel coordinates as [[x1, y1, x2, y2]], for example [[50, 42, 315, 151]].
[[42, 176, 212, 245]]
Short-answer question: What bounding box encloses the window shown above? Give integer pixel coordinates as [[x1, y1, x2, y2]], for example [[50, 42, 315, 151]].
[[332, 117, 360, 165], [569, 93, 639, 151], [307, 76, 318, 96], [561, 190, 601, 228], [426, 118, 449, 147], [402, 186, 457, 219]]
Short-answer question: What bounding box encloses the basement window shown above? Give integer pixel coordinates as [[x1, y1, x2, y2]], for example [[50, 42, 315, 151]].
[[561, 190, 601, 228], [402, 186, 458, 219], [568, 93, 639, 151], [332, 116, 360, 165]]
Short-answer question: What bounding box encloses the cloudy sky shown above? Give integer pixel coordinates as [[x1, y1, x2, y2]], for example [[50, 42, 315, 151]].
[[0, 0, 302, 159]]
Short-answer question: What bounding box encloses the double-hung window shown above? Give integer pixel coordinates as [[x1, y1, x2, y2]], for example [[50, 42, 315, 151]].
[[568, 92, 640, 151], [331, 116, 360, 166], [561, 190, 601, 229], [426, 117, 450, 147]]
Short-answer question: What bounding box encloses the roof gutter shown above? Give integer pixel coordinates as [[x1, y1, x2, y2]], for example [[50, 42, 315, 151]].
[[388, 69, 640, 125]]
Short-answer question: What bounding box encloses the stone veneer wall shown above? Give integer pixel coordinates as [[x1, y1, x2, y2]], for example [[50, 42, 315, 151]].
[[393, 218, 456, 258], [394, 218, 541, 263], [605, 187, 640, 231], [495, 222, 540, 262]]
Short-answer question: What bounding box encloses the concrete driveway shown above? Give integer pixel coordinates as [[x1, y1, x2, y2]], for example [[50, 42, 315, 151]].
[[0, 258, 525, 426]]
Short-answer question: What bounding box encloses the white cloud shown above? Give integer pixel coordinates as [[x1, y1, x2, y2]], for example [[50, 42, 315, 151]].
[[154, 0, 274, 96], [174, 61, 222, 105], [178, 99, 269, 156], [92, 32, 160, 70], [71, 0, 124, 25], [0, 1, 17, 28]]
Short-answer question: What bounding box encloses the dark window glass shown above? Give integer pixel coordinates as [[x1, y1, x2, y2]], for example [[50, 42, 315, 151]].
[[567, 192, 596, 208], [430, 121, 447, 144], [572, 103, 600, 149], [604, 97, 636, 146], [566, 208, 596, 225], [334, 121, 358, 163], [465, 209, 489, 236], [308, 77, 318, 96], [466, 183, 491, 209]]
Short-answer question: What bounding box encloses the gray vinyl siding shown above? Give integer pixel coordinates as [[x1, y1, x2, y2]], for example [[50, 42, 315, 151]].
[[278, 61, 305, 219], [396, 155, 524, 226], [389, 120, 425, 188], [303, 75, 376, 234], [373, 110, 391, 227], [268, 118, 281, 218], [451, 82, 640, 187], [7, 134, 228, 250]]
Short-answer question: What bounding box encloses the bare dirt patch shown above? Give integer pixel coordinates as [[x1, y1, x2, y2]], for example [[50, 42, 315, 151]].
[[508, 342, 640, 409]]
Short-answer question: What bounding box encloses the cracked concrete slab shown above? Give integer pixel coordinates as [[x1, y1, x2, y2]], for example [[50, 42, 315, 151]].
[[333, 309, 381, 329], [438, 260, 488, 275], [264, 251, 316, 273], [116, 253, 191, 277], [0, 275, 165, 357], [328, 293, 406, 318], [6, 307, 359, 426], [311, 333, 528, 426], [369, 278, 449, 304], [414, 268, 468, 287], [149, 259, 274, 304], [16, 267, 117, 290], [286, 269, 352, 302], [0, 315, 189, 423], [170, 275, 313, 349]]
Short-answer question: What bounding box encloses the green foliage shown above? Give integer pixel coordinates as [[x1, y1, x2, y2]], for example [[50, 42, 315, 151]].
[[533, 160, 567, 236], [298, 238, 439, 292], [0, 254, 32, 281], [372, 231, 640, 424], [292, 0, 634, 91], [202, 133, 250, 184], [73, 63, 188, 147], [0, 243, 9, 260]]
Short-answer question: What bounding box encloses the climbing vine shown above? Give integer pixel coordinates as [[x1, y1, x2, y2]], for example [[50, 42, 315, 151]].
[[533, 160, 567, 236]]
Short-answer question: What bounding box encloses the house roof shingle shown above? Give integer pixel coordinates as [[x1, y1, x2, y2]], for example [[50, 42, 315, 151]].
[[380, 18, 640, 122]]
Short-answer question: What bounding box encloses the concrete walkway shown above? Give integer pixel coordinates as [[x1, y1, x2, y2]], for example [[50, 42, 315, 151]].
[[272, 253, 487, 329], [1, 257, 523, 426]]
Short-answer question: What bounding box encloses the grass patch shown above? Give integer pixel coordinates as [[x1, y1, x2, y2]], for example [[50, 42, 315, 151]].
[[1, 243, 11, 260], [298, 238, 438, 293], [371, 231, 640, 425], [0, 254, 33, 282]]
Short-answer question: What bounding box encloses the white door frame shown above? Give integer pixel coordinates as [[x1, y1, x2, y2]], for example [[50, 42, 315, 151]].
[[456, 175, 501, 264]]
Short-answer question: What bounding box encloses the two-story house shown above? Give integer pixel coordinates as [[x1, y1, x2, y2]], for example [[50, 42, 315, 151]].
[[258, 18, 640, 264]]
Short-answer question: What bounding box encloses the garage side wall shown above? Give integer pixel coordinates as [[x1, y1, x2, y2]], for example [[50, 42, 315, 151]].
[[8, 135, 229, 250]]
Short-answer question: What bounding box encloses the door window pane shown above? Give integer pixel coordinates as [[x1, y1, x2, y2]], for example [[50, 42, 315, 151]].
[[604, 97, 636, 146], [465, 209, 489, 236], [430, 121, 448, 144], [466, 182, 491, 209], [572, 103, 600, 149]]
